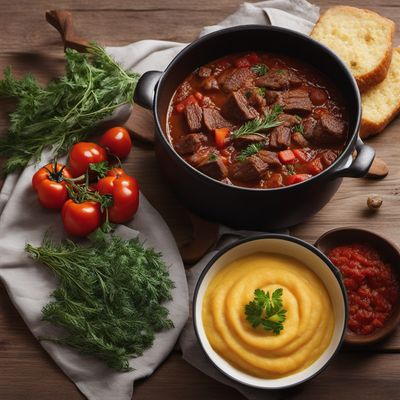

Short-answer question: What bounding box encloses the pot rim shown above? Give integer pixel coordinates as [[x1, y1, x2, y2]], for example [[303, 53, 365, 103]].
[[192, 233, 348, 389], [153, 24, 361, 192]]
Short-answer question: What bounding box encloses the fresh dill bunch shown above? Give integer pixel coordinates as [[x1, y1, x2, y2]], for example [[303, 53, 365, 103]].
[[231, 104, 283, 139], [0, 43, 140, 174], [237, 142, 265, 161], [25, 230, 174, 372]]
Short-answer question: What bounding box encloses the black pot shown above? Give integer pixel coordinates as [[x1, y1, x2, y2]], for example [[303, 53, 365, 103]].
[[133, 25, 375, 230]]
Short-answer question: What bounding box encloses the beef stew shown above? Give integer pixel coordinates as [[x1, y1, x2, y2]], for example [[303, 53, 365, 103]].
[[166, 52, 348, 189]]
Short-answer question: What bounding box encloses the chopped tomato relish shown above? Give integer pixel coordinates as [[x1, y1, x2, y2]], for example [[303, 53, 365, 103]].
[[328, 243, 399, 335]]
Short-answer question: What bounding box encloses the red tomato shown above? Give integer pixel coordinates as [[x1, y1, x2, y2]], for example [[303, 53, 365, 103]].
[[68, 142, 107, 177], [97, 174, 139, 223], [32, 163, 72, 209], [61, 199, 102, 237], [107, 167, 127, 178], [99, 127, 132, 160]]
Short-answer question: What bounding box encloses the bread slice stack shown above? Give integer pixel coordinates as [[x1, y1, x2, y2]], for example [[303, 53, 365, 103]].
[[311, 6, 398, 138]]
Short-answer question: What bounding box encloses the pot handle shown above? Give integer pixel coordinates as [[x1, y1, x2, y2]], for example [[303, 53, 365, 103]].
[[133, 71, 162, 110], [331, 138, 375, 178]]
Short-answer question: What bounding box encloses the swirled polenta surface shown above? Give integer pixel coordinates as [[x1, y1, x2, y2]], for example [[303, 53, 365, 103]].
[[202, 253, 334, 378]]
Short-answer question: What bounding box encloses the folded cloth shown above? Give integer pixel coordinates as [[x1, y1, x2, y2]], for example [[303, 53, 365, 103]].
[[0, 1, 319, 399]]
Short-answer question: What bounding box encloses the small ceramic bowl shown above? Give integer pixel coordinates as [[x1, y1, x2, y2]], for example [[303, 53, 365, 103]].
[[315, 227, 400, 345], [193, 234, 347, 389]]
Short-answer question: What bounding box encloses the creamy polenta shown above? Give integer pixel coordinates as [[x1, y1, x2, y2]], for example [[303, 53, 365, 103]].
[[202, 252, 334, 378]]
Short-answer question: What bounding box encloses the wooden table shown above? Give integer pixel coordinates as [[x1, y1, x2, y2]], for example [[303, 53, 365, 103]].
[[1, 1, 399, 398]]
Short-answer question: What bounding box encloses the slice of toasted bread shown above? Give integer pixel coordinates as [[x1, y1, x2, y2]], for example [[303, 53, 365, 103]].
[[311, 6, 395, 92], [360, 48, 400, 138]]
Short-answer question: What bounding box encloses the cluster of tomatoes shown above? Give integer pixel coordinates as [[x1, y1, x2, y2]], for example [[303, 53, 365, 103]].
[[31, 127, 139, 237]]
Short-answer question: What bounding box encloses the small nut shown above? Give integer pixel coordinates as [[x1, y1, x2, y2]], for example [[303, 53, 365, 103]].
[[367, 195, 383, 210]]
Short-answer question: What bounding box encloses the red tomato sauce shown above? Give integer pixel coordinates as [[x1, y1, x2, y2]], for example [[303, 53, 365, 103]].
[[328, 243, 399, 335]]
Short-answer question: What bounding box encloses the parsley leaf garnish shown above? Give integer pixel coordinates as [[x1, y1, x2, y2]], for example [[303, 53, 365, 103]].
[[231, 104, 283, 139], [245, 288, 287, 335], [256, 87, 266, 97], [209, 152, 218, 161], [251, 64, 268, 76]]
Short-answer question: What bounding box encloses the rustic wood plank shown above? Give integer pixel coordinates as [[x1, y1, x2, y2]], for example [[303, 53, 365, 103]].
[[1, 0, 400, 399]]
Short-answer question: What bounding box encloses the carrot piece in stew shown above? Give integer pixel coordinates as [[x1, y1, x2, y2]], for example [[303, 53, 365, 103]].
[[215, 128, 231, 149], [287, 174, 311, 185], [307, 157, 324, 175], [293, 149, 309, 163], [278, 150, 297, 164]]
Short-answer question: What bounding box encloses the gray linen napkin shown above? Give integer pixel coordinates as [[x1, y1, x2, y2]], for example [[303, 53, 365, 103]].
[[0, 1, 319, 399]]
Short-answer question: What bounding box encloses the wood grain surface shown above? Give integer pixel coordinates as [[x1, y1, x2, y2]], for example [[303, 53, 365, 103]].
[[1, 1, 400, 399]]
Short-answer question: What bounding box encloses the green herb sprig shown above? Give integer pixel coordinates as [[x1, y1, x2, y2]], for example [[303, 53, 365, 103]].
[[0, 44, 140, 174], [245, 288, 287, 335], [237, 142, 264, 161], [231, 104, 283, 139], [251, 64, 268, 76], [25, 231, 174, 371]]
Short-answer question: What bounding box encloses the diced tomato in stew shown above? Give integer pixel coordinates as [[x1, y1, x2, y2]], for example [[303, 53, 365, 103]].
[[167, 51, 348, 188], [175, 94, 198, 113], [286, 174, 311, 185]]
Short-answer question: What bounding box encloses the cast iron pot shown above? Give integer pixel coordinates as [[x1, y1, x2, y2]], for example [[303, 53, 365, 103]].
[[133, 25, 375, 230]]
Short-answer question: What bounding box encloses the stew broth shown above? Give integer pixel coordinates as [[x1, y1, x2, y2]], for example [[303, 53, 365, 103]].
[[166, 52, 348, 189]]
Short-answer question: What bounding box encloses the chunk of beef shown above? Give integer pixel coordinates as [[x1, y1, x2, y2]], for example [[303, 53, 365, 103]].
[[321, 150, 338, 167], [202, 76, 219, 91], [258, 150, 281, 167], [282, 89, 313, 116], [186, 148, 213, 166], [175, 81, 192, 103], [218, 67, 254, 93], [203, 108, 233, 131], [175, 133, 207, 155], [198, 66, 212, 78], [278, 113, 299, 128], [230, 155, 268, 182], [221, 91, 258, 123], [291, 131, 309, 147], [264, 90, 281, 105], [241, 87, 266, 111], [265, 173, 284, 188], [313, 112, 346, 144], [233, 134, 265, 149], [198, 157, 228, 180], [269, 125, 291, 150], [184, 103, 203, 132], [302, 117, 317, 139], [255, 69, 301, 90]]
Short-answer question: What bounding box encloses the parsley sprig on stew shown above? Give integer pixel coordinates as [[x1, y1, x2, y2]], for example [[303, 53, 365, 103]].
[[245, 288, 287, 335], [231, 104, 283, 139], [250, 63, 269, 76]]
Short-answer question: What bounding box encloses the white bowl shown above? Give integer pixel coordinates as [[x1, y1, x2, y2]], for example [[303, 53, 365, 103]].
[[193, 234, 347, 389]]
